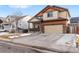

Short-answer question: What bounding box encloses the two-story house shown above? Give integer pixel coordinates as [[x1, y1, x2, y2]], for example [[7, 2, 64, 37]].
[[28, 5, 70, 34], [17, 15, 33, 33], [2, 15, 23, 32]]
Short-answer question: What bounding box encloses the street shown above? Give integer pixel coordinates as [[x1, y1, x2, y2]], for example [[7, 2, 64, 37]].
[[0, 40, 57, 53]]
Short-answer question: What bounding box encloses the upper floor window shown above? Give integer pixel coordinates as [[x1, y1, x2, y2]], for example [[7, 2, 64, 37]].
[[47, 11, 53, 17]]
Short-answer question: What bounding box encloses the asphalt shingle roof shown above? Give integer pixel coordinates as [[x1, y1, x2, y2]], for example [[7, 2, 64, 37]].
[[70, 17, 79, 23]]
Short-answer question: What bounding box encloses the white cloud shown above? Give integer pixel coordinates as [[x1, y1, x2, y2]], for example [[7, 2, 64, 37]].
[[8, 5, 30, 8]]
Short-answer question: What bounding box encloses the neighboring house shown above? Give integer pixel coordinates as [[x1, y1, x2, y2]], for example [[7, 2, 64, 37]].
[[17, 15, 33, 33], [0, 19, 3, 29], [2, 15, 23, 32], [0, 17, 5, 31], [1, 15, 33, 33], [2, 15, 17, 32], [28, 5, 70, 34], [70, 17, 79, 34]]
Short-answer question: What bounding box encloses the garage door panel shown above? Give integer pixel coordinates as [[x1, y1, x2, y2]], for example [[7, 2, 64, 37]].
[[44, 25, 63, 34]]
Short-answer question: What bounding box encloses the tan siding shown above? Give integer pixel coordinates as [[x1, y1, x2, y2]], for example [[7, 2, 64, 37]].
[[44, 25, 63, 34], [59, 11, 67, 19], [43, 11, 58, 20]]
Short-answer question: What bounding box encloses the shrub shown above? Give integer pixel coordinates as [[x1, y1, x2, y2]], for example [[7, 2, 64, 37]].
[[10, 29, 16, 33]]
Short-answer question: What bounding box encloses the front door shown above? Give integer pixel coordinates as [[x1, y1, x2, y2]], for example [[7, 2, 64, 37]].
[[33, 23, 40, 32]]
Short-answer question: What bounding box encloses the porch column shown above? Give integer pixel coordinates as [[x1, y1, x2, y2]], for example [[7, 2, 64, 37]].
[[40, 24, 44, 33], [33, 23, 36, 32], [39, 23, 42, 33], [28, 22, 30, 32]]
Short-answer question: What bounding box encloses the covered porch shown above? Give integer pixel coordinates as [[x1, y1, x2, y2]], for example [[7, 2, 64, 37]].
[[28, 16, 44, 33], [28, 21, 43, 33]]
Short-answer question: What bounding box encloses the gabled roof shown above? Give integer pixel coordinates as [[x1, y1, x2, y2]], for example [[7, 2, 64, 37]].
[[3, 15, 26, 24], [19, 15, 33, 22], [6, 15, 26, 20], [70, 17, 79, 23], [36, 5, 70, 16], [28, 5, 71, 22]]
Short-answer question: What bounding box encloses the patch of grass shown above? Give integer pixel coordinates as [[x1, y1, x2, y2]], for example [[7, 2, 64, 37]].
[[0, 33, 21, 39], [9, 32, 21, 36], [0, 33, 24, 40], [0, 35, 9, 39]]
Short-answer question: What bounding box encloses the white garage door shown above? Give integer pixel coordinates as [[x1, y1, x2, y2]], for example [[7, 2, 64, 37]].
[[44, 25, 63, 34]]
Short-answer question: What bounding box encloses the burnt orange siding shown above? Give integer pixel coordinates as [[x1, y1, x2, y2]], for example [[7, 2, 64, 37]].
[[40, 20, 68, 33], [41, 20, 67, 25]]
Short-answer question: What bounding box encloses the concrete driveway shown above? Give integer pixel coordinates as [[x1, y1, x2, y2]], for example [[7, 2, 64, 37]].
[[12, 34, 64, 48], [10, 33, 79, 53], [0, 33, 78, 53], [55, 34, 77, 47]]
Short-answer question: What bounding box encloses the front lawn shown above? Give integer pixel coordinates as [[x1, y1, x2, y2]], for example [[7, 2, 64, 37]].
[[0, 32, 32, 40]]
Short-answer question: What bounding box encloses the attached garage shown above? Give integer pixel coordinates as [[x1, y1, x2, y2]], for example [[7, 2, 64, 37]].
[[44, 25, 63, 34]]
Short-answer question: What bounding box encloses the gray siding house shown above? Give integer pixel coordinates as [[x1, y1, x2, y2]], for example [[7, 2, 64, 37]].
[[70, 17, 79, 34]]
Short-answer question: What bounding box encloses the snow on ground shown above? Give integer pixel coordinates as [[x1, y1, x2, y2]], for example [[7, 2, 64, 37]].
[[0, 32, 9, 35], [20, 33, 32, 36], [9, 36, 19, 39], [0, 32, 32, 39], [55, 34, 77, 47], [9, 33, 32, 39]]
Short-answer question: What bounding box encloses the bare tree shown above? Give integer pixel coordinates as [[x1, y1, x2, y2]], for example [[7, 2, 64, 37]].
[[12, 10, 23, 32], [13, 10, 23, 16]]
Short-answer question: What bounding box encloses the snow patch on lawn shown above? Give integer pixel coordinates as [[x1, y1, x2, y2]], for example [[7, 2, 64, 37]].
[[9, 36, 19, 39], [9, 33, 32, 39], [20, 33, 32, 36], [55, 34, 77, 47], [0, 32, 9, 35]]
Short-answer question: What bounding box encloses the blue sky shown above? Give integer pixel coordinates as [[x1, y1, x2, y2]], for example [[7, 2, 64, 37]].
[[0, 5, 79, 17]]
